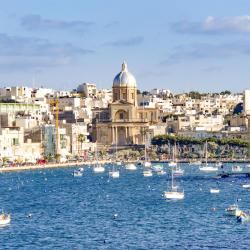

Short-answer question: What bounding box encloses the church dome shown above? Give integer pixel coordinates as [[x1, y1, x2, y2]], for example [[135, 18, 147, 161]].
[[113, 62, 137, 87]]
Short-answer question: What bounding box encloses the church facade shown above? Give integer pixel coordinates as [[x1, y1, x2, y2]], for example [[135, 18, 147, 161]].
[[93, 62, 159, 146]]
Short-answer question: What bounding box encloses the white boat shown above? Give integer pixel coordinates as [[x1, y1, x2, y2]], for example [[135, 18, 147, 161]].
[[225, 204, 242, 216], [199, 141, 218, 173], [73, 170, 83, 177], [168, 161, 177, 167], [199, 165, 218, 172], [157, 170, 166, 175], [116, 161, 122, 166], [143, 169, 153, 177], [125, 163, 137, 170], [215, 162, 222, 167], [231, 165, 242, 172], [164, 168, 184, 200], [93, 165, 105, 173], [173, 165, 184, 176], [109, 170, 120, 178], [242, 184, 250, 189], [78, 167, 84, 172], [0, 214, 11, 226], [210, 188, 220, 194], [144, 161, 152, 168], [152, 164, 164, 172], [246, 164, 250, 168], [143, 139, 151, 168]]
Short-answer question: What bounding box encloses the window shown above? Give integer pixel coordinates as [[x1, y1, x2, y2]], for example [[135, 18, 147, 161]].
[[122, 93, 126, 100], [131, 93, 134, 99], [119, 112, 124, 119], [114, 93, 118, 100], [12, 138, 19, 145]]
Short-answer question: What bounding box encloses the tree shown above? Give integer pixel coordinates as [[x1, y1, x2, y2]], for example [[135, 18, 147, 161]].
[[78, 134, 86, 155], [55, 154, 61, 163]]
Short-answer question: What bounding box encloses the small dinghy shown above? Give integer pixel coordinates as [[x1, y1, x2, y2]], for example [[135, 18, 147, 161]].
[[157, 170, 166, 175], [144, 161, 152, 168], [109, 170, 120, 178], [242, 184, 250, 189], [125, 163, 137, 170], [0, 213, 11, 226], [231, 165, 242, 172], [210, 188, 220, 194], [73, 170, 83, 177], [93, 165, 105, 173], [237, 212, 249, 223], [143, 169, 153, 177], [225, 204, 241, 217]]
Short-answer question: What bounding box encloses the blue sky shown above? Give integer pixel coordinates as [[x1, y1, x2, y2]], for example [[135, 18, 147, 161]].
[[1, 0, 250, 92]]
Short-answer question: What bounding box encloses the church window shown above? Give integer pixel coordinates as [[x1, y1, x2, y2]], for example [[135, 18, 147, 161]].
[[119, 112, 124, 119], [122, 93, 126, 100], [114, 93, 118, 100], [131, 93, 134, 99]]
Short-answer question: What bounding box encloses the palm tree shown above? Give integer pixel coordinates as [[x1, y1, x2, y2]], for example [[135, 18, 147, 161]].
[[78, 134, 86, 156]]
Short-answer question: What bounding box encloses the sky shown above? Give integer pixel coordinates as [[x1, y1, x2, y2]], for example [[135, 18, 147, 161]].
[[0, 0, 250, 93]]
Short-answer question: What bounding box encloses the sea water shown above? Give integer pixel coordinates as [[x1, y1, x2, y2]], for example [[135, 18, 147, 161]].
[[0, 163, 249, 249]]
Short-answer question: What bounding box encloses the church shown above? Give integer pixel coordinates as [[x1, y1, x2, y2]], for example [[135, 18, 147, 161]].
[[93, 62, 159, 147]]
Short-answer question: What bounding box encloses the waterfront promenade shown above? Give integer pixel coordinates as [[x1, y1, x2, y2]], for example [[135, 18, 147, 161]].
[[0, 158, 249, 172]]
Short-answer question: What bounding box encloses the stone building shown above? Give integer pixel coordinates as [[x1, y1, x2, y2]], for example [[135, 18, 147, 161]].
[[93, 62, 159, 147]]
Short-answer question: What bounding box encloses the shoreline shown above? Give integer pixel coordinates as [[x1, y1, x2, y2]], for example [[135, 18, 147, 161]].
[[0, 158, 249, 172]]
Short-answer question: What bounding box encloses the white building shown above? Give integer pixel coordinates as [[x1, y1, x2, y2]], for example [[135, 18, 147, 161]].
[[244, 90, 250, 115], [77, 83, 97, 97]]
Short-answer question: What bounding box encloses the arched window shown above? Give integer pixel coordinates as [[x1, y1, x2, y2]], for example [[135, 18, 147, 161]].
[[119, 112, 124, 119]]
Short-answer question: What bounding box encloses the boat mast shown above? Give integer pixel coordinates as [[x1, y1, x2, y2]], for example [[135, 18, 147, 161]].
[[171, 165, 174, 190], [205, 141, 208, 166]]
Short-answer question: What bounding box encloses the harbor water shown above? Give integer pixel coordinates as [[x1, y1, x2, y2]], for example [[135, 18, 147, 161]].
[[0, 163, 250, 249]]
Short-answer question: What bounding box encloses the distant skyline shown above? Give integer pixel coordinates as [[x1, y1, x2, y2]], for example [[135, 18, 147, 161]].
[[0, 0, 250, 93]]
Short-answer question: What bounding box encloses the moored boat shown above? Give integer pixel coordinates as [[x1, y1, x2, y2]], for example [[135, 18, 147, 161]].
[[242, 184, 250, 189], [143, 169, 153, 177], [199, 165, 218, 172], [0, 213, 11, 226], [73, 170, 83, 177], [164, 167, 184, 200], [93, 165, 105, 173], [231, 165, 242, 172], [210, 188, 220, 194], [144, 161, 152, 168], [157, 170, 166, 175], [237, 212, 249, 223], [225, 204, 241, 216], [168, 161, 177, 167], [125, 163, 137, 170], [109, 170, 120, 178]]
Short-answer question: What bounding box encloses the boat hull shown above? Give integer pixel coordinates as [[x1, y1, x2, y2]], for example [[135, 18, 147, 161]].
[[109, 171, 120, 178], [164, 191, 184, 200]]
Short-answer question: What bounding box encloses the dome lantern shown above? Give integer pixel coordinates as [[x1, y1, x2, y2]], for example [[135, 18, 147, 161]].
[[113, 62, 137, 87]]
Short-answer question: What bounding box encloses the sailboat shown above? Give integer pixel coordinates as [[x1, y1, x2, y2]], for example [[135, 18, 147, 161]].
[[171, 143, 184, 176], [109, 145, 120, 178], [168, 144, 177, 167], [143, 135, 151, 168], [164, 168, 184, 200], [125, 163, 137, 170], [109, 164, 120, 178], [199, 141, 218, 173], [93, 146, 105, 173]]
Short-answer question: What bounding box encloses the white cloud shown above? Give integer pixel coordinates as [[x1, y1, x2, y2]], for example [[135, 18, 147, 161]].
[[171, 16, 250, 34]]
